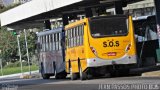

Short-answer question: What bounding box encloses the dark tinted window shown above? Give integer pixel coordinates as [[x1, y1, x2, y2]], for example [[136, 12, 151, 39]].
[[133, 16, 158, 42], [89, 16, 128, 38]]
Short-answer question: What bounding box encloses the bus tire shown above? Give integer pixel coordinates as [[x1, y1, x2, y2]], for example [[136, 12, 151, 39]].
[[55, 71, 67, 79], [78, 60, 87, 80], [87, 74, 93, 80], [41, 63, 50, 79], [79, 66, 87, 80], [42, 74, 50, 79], [70, 67, 78, 80]]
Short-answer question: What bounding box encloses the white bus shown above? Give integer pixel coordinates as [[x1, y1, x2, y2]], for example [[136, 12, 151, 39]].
[[37, 27, 66, 79]]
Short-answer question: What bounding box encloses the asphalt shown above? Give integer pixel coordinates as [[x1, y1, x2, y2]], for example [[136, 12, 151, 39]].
[[0, 70, 160, 90], [0, 75, 160, 90]]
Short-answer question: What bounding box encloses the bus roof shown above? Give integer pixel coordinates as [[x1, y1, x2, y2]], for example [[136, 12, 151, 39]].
[[37, 27, 63, 36]]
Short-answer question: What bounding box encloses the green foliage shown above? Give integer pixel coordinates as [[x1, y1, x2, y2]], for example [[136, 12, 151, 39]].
[[0, 27, 37, 66], [4, 61, 28, 68], [0, 27, 17, 62], [1, 65, 38, 76], [19, 31, 37, 60], [0, 3, 20, 14]]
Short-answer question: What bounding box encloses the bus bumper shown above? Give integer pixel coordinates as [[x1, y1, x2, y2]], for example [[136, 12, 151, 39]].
[[87, 55, 137, 67]]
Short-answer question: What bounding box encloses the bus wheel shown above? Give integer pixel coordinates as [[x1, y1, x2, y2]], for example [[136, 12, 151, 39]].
[[42, 74, 50, 79], [79, 64, 87, 80], [41, 64, 50, 79], [70, 67, 78, 80], [55, 71, 67, 79]]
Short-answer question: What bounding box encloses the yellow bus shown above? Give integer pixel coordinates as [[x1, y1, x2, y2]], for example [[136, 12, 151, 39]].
[[65, 15, 137, 80]]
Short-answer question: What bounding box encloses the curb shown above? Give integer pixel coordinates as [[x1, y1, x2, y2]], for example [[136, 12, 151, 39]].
[[142, 70, 160, 77], [0, 70, 39, 79], [20, 74, 41, 79]]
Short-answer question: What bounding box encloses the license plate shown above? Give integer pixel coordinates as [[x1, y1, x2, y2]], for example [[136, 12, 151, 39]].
[[107, 52, 116, 56]]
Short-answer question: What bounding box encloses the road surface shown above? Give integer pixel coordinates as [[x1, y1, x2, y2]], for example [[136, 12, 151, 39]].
[[0, 75, 160, 90]]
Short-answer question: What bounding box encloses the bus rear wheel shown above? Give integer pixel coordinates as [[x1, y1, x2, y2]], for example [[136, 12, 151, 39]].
[[42, 74, 50, 79], [41, 65, 50, 79], [70, 67, 78, 80], [55, 71, 67, 79], [79, 64, 87, 80]]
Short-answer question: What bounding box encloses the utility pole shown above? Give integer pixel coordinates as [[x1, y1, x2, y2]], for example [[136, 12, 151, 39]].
[[0, 49, 3, 76], [24, 29, 31, 75], [0, 58, 2, 76], [17, 35, 23, 75]]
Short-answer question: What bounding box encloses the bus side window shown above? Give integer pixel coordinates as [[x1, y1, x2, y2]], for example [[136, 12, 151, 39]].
[[49, 34, 52, 51], [55, 33, 58, 50], [68, 30, 70, 48], [65, 30, 68, 48], [71, 29, 73, 48], [59, 33, 61, 50], [71, 28, 74, 47], [79, 25, 84, 45], [38, 36, 42, 51], [77, 26, 80, 46], [46, 35, 49, 51], [82, 25, 84, 45], [43, 36, 46, 52], [58, 33, 60, 50], [73, 28, 76, 47], [41, 36, 43, 51], [52, 34, 55, 51], [79, 26, 81, 45], [48, 35, 50, 51], [75, 27, 78, 46]]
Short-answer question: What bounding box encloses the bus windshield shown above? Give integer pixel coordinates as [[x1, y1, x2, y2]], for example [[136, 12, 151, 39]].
[[89, 16, 128, 38]]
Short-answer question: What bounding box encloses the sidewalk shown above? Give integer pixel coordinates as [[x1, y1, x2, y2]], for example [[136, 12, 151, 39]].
[[0, 70, 39, 79], [142, 70, 160, 77]]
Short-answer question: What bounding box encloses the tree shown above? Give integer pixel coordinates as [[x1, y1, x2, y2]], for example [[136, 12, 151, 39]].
[[19, 31, 37, 61], [0, 27, 17, 63], [0, 27, 37, 65]]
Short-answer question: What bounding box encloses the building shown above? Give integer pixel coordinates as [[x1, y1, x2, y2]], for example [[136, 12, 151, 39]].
[[125, 0, 155, 17], [107, 0, 155, 17]]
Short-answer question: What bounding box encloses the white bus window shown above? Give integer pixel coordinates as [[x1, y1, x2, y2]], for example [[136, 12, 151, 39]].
[[68, 29, 71, 48], [56, 33, 59, 50], [46, 35, 49, 51], [55, 33, 57, 50], [73, 28, 76, 47], [65, 30, 68, 47], [59, 33, 61, 50], [75, 27, 79, 46], [77, 27, 80, 46], [40, 36, 43, 51], [49, 34, 52, 51], [79, 25, 84, 45], [52, 34, 56, 51], [71, 29, 74, 47], [43, 36, 46, 51]]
